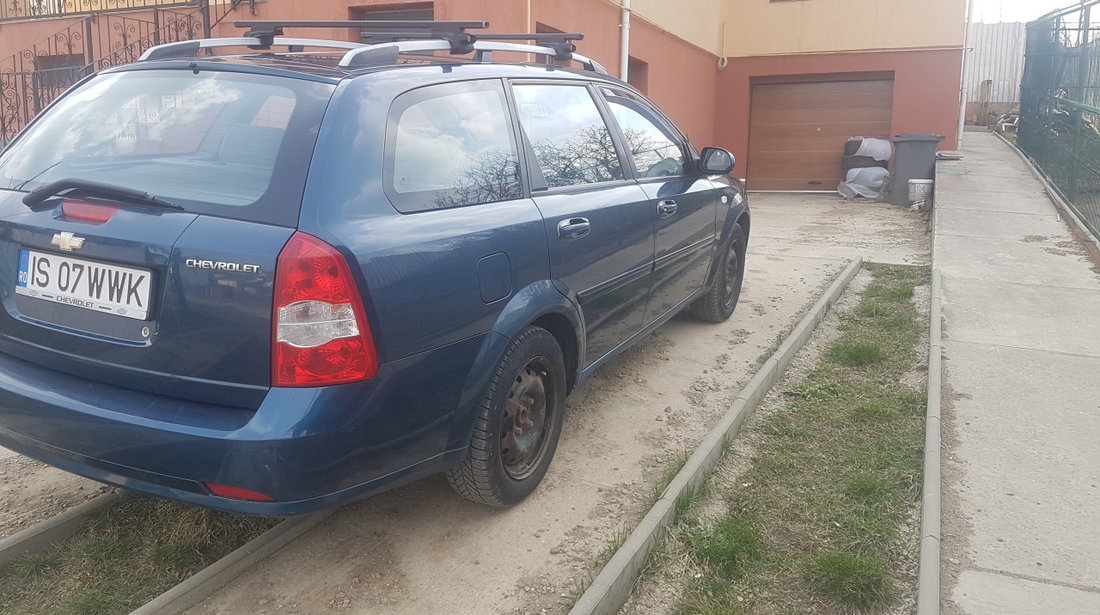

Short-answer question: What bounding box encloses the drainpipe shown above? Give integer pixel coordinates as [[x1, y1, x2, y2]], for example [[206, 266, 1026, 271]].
[[620, 0, 631, 82], [957, 0, 976, 148]]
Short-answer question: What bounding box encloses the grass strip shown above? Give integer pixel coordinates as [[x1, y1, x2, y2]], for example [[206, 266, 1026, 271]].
[[0, 496, 276, 615], [675, 264, 928, 614]]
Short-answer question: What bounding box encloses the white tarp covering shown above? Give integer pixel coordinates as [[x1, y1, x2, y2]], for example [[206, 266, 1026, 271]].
[[854, 137, 893, 162], [838, 166, 889, 199]]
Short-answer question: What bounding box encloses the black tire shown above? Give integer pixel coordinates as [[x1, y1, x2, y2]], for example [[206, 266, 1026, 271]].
[[690, 223, 746, 323], [446, 325, 566, 506]]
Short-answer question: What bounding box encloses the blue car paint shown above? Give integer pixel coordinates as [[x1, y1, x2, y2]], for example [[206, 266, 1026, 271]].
[[0, 58, 749, 515]]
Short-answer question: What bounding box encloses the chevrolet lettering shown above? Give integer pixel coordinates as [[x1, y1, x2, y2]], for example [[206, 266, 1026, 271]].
[[185, 259, 262, 274]]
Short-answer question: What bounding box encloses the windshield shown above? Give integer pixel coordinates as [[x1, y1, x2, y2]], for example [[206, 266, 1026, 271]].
[[0, 69, 333, 226]]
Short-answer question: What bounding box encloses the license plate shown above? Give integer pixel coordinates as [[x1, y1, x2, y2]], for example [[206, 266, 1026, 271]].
[[16, 249, 152, 321]]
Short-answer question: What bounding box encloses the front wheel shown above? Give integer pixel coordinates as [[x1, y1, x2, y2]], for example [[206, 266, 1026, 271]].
[[690, 223, 746, 323], [446, 325, 566, 506]]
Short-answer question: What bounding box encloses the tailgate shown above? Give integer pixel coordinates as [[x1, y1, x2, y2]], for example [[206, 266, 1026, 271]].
[[0, 190, 291, 408]]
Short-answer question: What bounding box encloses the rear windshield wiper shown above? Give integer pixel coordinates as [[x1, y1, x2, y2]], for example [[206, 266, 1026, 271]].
[[22, 178, 184, 211]]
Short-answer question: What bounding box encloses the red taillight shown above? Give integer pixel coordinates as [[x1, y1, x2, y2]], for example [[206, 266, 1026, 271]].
[[61, 199, 118, 224], [205, 482, 276, 502], [272, 232, 378, 386]]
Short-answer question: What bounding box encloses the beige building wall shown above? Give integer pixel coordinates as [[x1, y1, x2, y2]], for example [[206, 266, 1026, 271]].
[[626, 0, 723, 54], [722, 0, 966, 57]]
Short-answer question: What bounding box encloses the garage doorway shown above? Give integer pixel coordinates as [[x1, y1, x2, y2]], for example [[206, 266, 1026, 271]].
[[747, 76, 894, 191]]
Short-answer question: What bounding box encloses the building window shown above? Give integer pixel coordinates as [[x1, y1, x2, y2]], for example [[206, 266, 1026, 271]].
[[349, 3, 434, 44], [627, 56, 649, 94], [33, 53, 85, 92]]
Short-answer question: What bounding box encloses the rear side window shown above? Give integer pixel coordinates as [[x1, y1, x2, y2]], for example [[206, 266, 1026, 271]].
[[512, 84, 625, 189], [387, 80, 522, 212], [0, 70, 334, 226]]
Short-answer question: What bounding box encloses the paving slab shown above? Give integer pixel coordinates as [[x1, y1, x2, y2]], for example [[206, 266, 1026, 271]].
[[951, 570, 1100, 614], [935, 188, 1054, 214], [935, 234, 1099, 290], [934, 208, 1068, 241], [941, 276, 1100, 357], [945, 341, 1100, 587]]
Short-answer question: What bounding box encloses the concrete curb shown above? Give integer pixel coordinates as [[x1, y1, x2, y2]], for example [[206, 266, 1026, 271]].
[[0, 491, 121, 567], [994, 131, 1100, 264], [129, 509, 334, 615], [568, 257, 864, 615], [916, 269, 944, 615]]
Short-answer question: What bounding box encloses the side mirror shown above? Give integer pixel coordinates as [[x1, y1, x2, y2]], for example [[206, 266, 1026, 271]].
[[699, 147, 735, 175]]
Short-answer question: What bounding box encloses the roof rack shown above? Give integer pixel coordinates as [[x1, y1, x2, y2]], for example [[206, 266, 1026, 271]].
[[137, 20, 608, 75], [237, 20, 487, 53]]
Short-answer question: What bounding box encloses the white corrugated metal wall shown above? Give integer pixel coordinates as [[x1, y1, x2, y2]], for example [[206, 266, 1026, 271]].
[[964, 21, 1026, 123]]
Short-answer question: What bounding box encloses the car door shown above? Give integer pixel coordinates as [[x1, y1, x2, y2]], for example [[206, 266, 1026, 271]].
[[599, 87, 718, 325], [510, 81, 654, 368]]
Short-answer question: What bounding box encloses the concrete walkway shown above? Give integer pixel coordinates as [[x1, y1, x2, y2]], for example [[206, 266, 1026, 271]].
[[935, 131, 1100, 613]]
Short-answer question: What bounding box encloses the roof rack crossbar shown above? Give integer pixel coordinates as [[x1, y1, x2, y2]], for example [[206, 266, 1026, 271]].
[[478, 33, 584, 60], [337, 39, 608, 74], [236, 20, 488, 54], [139, 37, 364, 61]]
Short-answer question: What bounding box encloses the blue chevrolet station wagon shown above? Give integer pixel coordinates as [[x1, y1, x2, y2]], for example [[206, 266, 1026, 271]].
[[0, 21, 749, 514]]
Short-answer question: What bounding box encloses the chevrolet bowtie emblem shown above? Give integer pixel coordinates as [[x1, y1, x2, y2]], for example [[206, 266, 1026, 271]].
[[51, 232, 86, 252]]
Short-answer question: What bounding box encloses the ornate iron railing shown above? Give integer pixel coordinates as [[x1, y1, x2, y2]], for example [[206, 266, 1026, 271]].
[[0, 0, 251, 144], [1, 0, 194, 22]]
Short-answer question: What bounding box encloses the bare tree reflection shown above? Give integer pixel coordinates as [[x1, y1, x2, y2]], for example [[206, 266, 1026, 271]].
[[425, 124, 682, 209]]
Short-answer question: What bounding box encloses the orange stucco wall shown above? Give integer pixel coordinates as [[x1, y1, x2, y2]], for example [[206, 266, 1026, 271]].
[[715, 48, 965, 176]]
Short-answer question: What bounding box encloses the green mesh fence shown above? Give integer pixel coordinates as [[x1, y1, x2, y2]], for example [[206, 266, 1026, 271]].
[[1019, 1, 1100, 238]]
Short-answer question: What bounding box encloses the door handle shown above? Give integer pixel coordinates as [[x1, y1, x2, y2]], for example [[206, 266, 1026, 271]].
[[657, 199, 678, 218], [557, 217, 591, 240]]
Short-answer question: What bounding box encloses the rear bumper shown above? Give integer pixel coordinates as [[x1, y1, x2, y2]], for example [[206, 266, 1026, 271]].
[[0, 336, 486, 515]]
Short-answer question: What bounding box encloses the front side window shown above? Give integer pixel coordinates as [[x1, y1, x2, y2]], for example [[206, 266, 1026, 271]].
[[604, 92, 685, 178], [389, 81, 521, 212], [512, 84, 624, 189]]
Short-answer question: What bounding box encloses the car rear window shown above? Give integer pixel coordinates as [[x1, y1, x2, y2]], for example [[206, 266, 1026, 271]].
[[0, 69, 334, 227]]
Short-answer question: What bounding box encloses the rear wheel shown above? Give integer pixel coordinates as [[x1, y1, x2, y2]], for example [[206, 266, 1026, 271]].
[[690, 223, 746, 322], [446, 325, 566, 506]]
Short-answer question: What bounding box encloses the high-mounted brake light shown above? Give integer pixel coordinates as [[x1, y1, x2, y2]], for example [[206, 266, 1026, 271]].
[[272, 232, 378, 386], [61, 199, 118, 224]]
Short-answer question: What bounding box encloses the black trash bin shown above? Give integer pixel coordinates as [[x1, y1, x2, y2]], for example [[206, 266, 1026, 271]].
[[888, 133, 944, 206]]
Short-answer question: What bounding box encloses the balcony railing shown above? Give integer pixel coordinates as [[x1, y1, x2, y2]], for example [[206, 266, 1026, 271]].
[[1, 0, 200, 22], [1, 0, 252, 142]]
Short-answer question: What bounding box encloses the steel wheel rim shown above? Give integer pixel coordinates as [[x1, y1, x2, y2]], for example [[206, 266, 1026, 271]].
[[722, 242, 742, 310], [500, 356, 555, 481]]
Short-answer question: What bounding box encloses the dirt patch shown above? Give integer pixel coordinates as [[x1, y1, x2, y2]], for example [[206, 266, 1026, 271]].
[[0, 452, 108, 540]]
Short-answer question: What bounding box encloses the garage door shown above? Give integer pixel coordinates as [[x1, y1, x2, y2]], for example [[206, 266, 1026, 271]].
[[747, 79, 894, 191]]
